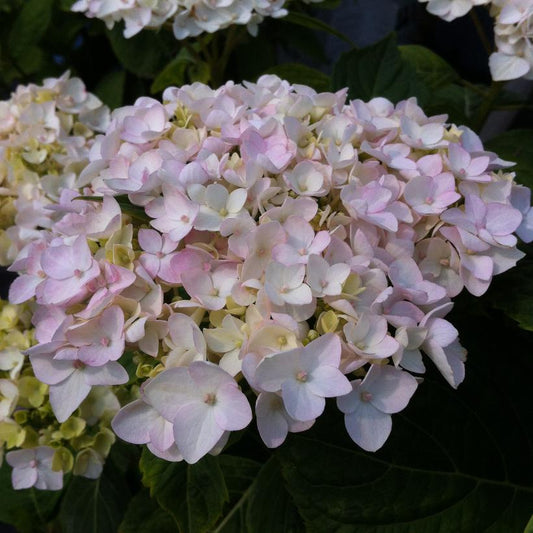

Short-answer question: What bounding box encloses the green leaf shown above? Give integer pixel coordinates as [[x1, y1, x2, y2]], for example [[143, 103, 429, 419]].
[[276, 301, 533, 532], [140, 450, 229, 533], [151, 50, 192, 94], [425, 83, 483, 125], [399, 45, 459, 90], [59, 463, 131, 533], [95, 70, 126, 109], [263, 63, 331, 93], [246, 457, 304, 533], [107, 26, 174, 79], [484, 259, 533, 331], [486, 129, 533, 189], [0, 462, 61, 533], [284, 12, 354, 46], [525, 514, 533, 533], [120, 489, 179, 533], [8, 0, 53, 59], [332, 33, 429, 105]]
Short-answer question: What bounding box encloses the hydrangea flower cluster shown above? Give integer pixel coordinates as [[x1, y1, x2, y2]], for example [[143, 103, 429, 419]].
[[419, 0, 533, 81], [5, 74, 533, 484], [0, 73, 109, 266], [71, 0, 323, 39], [0, 299, 119, 490]]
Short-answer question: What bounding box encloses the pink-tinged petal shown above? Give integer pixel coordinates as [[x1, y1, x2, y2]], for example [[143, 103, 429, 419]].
[[143, 367, 196, 420], [302, 333, 342, 369], [30, 354, 75, 385], [284, 284, 313, 305], [489, 52, 530, 82], [213, 382, 252, 431], [364, 365, 418, 414], [9, 275, 43, 304], [307, 366, 352, 397], [428, 318, 458, 347], [147, 442, 183, 462], [138, 228, 163, 254], [336, 380, 362, 414], [188, 361, 234, 393], [485, 204, 522, 236], [172, 401, 224, 464], [255, 349, 300, 392], [83, 362, 128, 386], [149, 417, 176, 452], [255, 392, 290, 448], [49, 370, 92, 422], [112, 400, 153, 444], [281, 379, 325, 421], [344, 403, 392, 452], [12, 465, 38, 490]]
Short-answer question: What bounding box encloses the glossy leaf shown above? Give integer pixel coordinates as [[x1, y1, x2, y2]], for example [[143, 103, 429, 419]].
[[487, 129, 533, 189], [95, 70, 126, 109], [332, 33, 429, 104], [59, 463, 131, 533], [140, 450, 228, 533], [120, 489, 179, 533]]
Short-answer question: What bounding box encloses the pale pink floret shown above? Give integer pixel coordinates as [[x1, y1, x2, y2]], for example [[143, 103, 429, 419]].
[[30, 353, 128, 422], [272, 216, 330, 266], [138, 228, 179, 281], [264, 262, 312, 306], [403, 174, 461, 215], [38, 236, 100, 306], [163, 313, 206, 367], [447, 143, 491, 182], [441, 193, 522, 248], [337, 364, 418, 451], [343, 313, 400, 360], [306, 254, 351, 297], [119, 98, 169, 144], [65, 306, 125, 366], [145, 185, 199, 242], [144, 362, 252, 463], [254, 334, 351, 422], [6, 447, 63, 491], [388, 257, 447, 305]]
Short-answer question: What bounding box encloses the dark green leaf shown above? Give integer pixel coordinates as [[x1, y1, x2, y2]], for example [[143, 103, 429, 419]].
[[486, 129, 533, 189], [8, 0, 53, 59], [399, 45, 459, 90], [284, 12, 354, 46], [263, 63, 331, 93], [484, 259, 533, 331], [525, 514, 533, 533], [276, 302, 533, 532], [425, 84, 483, 125], [151, 50, 192, 94], [95, 70, 126, 109], [0, 462, 61, 533], [120, 489, 179, 533], [107, 26, 174, 79], [140, 450, 229, 533], [332, 33, 429, 104], [59, 463, 131, 533], [246, 457, 304, 533]]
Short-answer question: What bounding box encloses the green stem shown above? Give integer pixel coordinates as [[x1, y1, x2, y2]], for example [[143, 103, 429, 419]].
[[469, 8, 492, 56], [212, 482, 255, 533], [472, 80, 503, 130]]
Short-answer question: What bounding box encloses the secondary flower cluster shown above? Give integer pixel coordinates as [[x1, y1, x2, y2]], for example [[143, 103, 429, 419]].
[[419, 0, 533, 81], [0, 299, 119, 490], [5, 74, 533, 486], [0, 72, 109, 266], [71, 0, 322, 39]]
